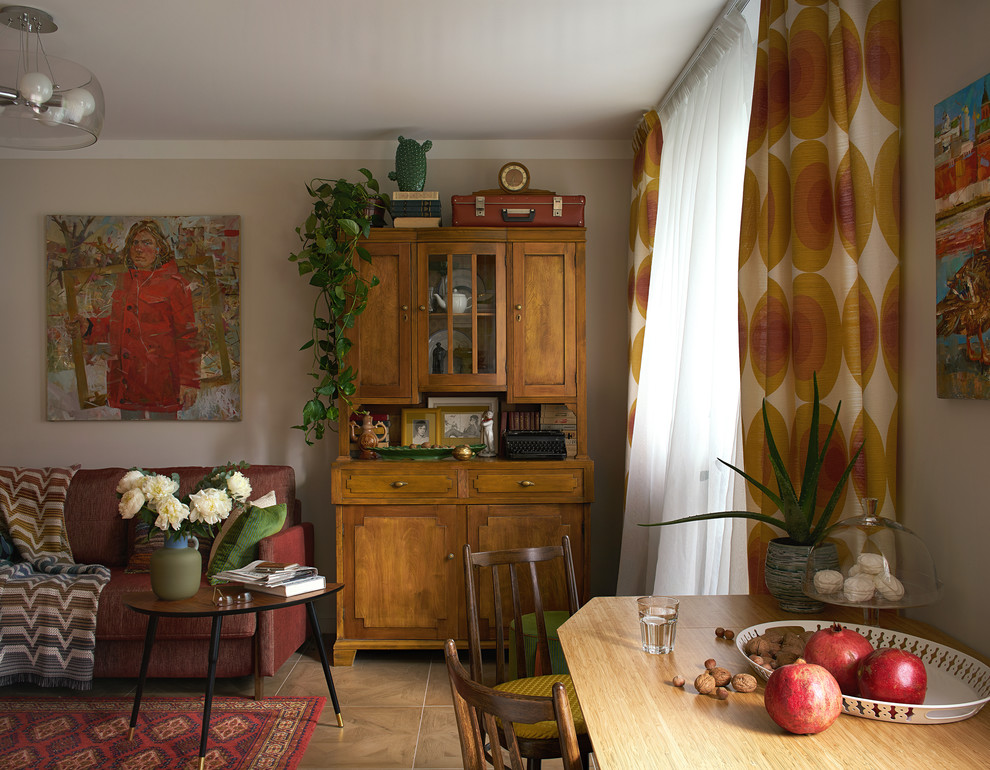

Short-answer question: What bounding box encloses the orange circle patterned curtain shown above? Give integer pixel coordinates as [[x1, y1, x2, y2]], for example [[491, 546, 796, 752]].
[[625, 111, 662, 464], [621, 112, 662, 591], [738, 0, 901, 591]]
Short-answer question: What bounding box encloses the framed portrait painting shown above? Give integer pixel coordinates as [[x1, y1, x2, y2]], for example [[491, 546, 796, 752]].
[[45, 215, 241, 420]]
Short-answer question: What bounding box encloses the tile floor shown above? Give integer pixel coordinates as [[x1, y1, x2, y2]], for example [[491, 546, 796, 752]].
[[0, 638, 577, 770]]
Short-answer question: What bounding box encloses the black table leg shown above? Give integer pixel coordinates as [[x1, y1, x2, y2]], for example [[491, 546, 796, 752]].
[[198, 613, 224, 769], [305, 600, 343, 727], [128, 614, 158, 740]]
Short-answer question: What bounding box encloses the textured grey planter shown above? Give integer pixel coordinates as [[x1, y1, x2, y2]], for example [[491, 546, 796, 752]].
[[765, 538, 839, 613]]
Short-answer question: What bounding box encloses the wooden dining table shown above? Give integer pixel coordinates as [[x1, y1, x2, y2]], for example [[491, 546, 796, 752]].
[[557, 595, 990, 769]]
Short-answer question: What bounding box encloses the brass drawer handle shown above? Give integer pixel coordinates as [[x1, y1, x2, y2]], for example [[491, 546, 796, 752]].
[[391, 481, 408, 488], [518, 480, 535, 488], [446, 553, 455, 560]]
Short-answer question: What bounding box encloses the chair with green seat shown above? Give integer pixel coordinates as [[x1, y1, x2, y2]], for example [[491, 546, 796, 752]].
[[445, 638, 583, 770], [463, 535, 591, 769]]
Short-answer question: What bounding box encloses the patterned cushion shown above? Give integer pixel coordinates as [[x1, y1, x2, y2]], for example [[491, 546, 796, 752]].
[[493, 674, 587, 739], [206, 504, 287, 581]]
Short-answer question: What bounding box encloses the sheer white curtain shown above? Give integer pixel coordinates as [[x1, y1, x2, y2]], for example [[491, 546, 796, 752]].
[[618, 9, 755, 596]]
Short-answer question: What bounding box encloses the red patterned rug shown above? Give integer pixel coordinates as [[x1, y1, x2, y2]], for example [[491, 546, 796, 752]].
[[0, 695, 324, 769]]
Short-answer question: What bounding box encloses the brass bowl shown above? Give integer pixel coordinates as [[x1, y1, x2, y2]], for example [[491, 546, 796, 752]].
[[451, 445, 475, 461]]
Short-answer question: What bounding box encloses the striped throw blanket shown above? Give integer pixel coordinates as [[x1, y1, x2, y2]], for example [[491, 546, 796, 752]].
[[0, 466, 110, 690]]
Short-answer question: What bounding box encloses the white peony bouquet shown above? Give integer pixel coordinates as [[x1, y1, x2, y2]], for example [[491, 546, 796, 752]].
[[116, 462, 252, 542]]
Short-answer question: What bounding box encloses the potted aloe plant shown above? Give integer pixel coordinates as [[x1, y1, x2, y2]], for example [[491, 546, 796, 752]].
[[643, 374, 863, 612], [288, 168, 389, 445]]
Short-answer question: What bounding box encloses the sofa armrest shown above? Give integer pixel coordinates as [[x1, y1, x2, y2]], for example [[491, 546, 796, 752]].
[[257, 522, 314, 567], [255, 521, 316, 678]]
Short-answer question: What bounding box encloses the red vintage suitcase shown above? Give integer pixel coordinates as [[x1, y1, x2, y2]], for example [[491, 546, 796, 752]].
[[450, 193, 585, 227]]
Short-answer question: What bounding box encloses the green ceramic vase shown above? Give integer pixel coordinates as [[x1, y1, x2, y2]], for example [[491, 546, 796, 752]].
[[150, 533, 202, 601]]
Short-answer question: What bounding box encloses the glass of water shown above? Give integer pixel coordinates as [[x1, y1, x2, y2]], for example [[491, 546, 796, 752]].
[[637, 596, 679, 654]]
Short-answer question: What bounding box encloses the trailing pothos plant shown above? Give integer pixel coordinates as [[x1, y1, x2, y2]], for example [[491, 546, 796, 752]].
[[288, 168, 389, 444]]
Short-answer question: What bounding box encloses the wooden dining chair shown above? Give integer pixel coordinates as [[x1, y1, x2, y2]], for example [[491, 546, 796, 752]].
[[463, 535, 591, 769], [445, 638, 583, 770]]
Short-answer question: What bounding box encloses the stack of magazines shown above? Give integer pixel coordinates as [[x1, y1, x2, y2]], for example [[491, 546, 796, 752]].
[[212, 560, 326, 596]]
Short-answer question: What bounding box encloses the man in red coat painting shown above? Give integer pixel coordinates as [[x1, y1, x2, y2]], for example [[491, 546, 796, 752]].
[[77, 219, 200, 419]]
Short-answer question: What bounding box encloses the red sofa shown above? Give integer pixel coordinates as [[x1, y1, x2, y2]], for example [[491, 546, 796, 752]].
[[64, 465, 313, 695]]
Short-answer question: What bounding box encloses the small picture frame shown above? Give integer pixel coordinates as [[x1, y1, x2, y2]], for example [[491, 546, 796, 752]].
[[401, 408, 439, 446], [436, 404, 489, 444], [428, 396, 498, 443]]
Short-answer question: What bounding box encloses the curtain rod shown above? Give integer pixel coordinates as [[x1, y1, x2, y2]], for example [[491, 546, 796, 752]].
[[656, 0, 752, 116]]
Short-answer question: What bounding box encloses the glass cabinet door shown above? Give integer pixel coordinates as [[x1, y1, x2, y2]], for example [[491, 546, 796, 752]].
[[419, 242, 505, 389]]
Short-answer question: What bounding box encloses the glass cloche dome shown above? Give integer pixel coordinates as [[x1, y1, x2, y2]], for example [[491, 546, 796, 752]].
[[802, 498, 942, 624]]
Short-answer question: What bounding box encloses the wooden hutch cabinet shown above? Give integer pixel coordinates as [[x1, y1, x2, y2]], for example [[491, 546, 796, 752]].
[[330, 227, 593, 665]]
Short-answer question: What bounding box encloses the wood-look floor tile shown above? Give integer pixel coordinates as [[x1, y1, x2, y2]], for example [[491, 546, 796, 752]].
[[299, 705, 421, 768], [286, 648, 432, 707], [414, 706, 462, 768]]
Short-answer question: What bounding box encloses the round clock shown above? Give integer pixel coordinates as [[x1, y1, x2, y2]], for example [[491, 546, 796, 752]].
[[498, 162, 531, 193]]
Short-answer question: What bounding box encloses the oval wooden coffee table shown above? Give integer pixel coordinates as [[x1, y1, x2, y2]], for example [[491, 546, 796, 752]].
[[123, 584, 344, 770]]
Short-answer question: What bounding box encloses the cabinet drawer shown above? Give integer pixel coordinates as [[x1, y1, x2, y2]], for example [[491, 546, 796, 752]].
[[467, 468, 587, 500], [337, 468, 458, 500]]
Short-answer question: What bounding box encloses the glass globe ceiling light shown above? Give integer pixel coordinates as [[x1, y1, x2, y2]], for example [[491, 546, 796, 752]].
[[0, 5, 104, 150]]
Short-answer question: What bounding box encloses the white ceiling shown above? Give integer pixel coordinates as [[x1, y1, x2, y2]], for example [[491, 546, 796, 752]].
[[1, 0, 728, 143]]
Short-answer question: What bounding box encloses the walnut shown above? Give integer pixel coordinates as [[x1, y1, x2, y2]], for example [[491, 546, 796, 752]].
[[773, 651, 801, 667], [753, 638, 779, 658], [731, 673, 758, 692], [763, 628, 784, 644], [710, 666, 732, 687], [694, 673, 716, 695], [782, 632, 805, 649]]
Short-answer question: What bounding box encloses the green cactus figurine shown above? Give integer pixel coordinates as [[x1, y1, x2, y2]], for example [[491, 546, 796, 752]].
[[388, 136, 432, 192]]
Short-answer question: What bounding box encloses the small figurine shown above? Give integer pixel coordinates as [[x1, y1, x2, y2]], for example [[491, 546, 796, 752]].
[[388, 136, 432, 192], [480, 409, 496, 457], [432, 342, 446, 374]]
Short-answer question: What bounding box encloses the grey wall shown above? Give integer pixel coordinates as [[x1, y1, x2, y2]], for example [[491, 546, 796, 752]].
[[0, 147, 631, 627], [900, 0, 989, 656]]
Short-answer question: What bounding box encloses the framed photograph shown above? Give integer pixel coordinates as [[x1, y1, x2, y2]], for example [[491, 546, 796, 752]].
[[427, 397, 497, 445], [428, 396, 498, 424], [401, 408, 439, 446]]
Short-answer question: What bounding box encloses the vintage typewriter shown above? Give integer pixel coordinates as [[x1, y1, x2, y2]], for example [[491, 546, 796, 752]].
[[502, 430, 567, 460]]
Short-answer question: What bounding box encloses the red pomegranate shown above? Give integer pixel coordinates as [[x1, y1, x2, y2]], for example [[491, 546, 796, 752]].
[[803, 623, 874, 696], [764, 659, 843, 735], [857, 648, 928, 704]]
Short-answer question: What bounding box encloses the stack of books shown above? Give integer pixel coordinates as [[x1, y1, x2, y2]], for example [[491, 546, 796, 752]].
[[541, 404, 577, 457], [212, 560, 326, 596], [391, 191, 441, 228]]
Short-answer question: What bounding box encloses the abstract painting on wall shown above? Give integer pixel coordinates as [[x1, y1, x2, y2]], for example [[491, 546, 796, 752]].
[[935, 74, 990, 399], [46, 215, 241, 420]]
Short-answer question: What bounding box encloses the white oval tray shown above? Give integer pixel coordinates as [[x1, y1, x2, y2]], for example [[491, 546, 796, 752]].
[[736, 620, 990, 724]]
